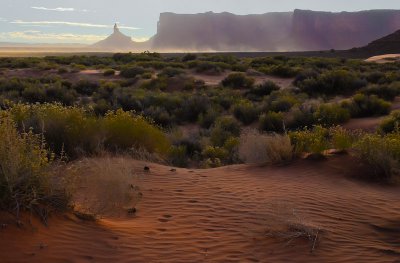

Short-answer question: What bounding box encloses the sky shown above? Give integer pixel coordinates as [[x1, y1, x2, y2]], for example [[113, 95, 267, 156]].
[[1, 0, 400, 44]]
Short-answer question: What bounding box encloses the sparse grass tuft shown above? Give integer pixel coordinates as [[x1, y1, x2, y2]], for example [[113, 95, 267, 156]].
[[239, 129, 293, 165]]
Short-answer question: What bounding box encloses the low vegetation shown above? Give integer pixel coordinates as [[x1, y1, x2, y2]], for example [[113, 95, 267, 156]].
[[1, 52, 400, 218]]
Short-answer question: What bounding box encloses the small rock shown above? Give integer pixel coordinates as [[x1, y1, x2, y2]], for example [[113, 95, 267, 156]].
[[39, 243, 47, 249], [127, 208, 137, 214], [144, 166, 150, 172], [170, 168, 177, 172]]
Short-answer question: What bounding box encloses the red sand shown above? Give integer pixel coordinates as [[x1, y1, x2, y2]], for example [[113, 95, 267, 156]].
[[1, 155, 399, 262]]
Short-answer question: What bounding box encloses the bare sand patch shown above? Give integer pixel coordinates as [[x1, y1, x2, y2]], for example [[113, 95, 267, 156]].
[[1, 155, 399, 262]]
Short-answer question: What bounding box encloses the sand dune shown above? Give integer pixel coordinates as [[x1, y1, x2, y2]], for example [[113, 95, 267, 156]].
[[0, 155, 399, 262], [365, 54, 400, 63]]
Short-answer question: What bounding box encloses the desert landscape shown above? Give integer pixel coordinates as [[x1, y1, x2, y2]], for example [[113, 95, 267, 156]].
[[1, 1, 400, 263]]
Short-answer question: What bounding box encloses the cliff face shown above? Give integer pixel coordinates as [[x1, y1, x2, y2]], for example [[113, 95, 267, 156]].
[[291, 9, 400, 51], [151, 12, 293, 51], [150, 10, 400, 52]]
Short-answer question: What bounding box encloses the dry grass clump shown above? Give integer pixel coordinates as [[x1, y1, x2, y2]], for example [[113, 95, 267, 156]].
[[265, 203, 322, 253], [238, 129, 293, 165], [66, 157, 142, 218]]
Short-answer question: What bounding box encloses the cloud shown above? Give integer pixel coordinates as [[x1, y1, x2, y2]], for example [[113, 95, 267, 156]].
[[132, 37, 150, 42], [11, 20, 139, 30], [31, 7, 76, 12], [0, 17, 7, 22], [0, 31, 107, 43]]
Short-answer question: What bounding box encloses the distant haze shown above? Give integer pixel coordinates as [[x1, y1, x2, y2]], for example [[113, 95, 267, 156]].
[[1, 0, 400, 44]]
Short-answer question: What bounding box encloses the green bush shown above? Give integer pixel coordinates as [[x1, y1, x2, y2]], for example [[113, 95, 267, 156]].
[[168, 145, 188, 167], [259, 112, 285, 133], [198, 108, 219, 129], [103, 69, 115, 76], [221, 73, 254, 89], [158, 67, 184, 78], [297, 69, 366, 96], [360, 82, 400, 101], [344, 94, 391, 117], [120, 66, 146, 78], [246, 81, 280, 100], [314, 104, 350, 126], [73, 80, 99, 96], [103, 109, 170, 154], [379, 110, 400, 133], [8, 104, 170, 158], [233, 101, 259, 125], [210, 116, 241, 147], [290, 126, 330, 156], [354, 133, 400, 182]]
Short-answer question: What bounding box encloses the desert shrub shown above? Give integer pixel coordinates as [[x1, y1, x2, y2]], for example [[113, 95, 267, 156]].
[[103, 109, 170, 154], [73, 80, 99, 96], [290, 126, 330, 156], [268, 95, 298, 113], [141, 72, 153, 79], [297, 70, 366, 96], [233, 101, 259, 125], [176, 95, 209, 123], [379, 110, 400, 133], [93, 99, 112, 116], [221, 73, 255, 89], [284, 103, 317, 130], [314, 104, 350, 126], [198, 108, 220, 129], [58, 67, 69, 74], [360, 83, 400, 101], [238, 130, 292, 164], [120, 66, 145, 78], [0, 113, 68, 217], [202, 146, 229, 160], [13, 104, 101, 157], [344, 94, 391, 117], [259, 112, 285, 133], [143, 106, 174, 127], [190, 61, 228, 74], [103, 69, 115, 76], [354, 133, 400, 182], [365, 71, 385, 84], [246, 81, 280, 100], [158, 67, 184, 78], [202, 146, 229, 167], [8, 104, 170, 158], [21, 85, 47, 103], [263, 64, 299, 78], [330, 126, 354, 151], [168, 145, 188, 167], [210, 116, 241, 146], [182, 53, 197, 62], [140, 77, 168, 91]]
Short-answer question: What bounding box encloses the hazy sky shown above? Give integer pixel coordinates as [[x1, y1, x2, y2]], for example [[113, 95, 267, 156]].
[[1, 0, 400, 44]]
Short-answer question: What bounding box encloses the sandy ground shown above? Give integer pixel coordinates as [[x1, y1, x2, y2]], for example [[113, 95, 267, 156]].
[[343, 97, 400, 132], [365, 54, 400, 63], [342, 116, 386, 132], [0, 155, 399, 263]]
